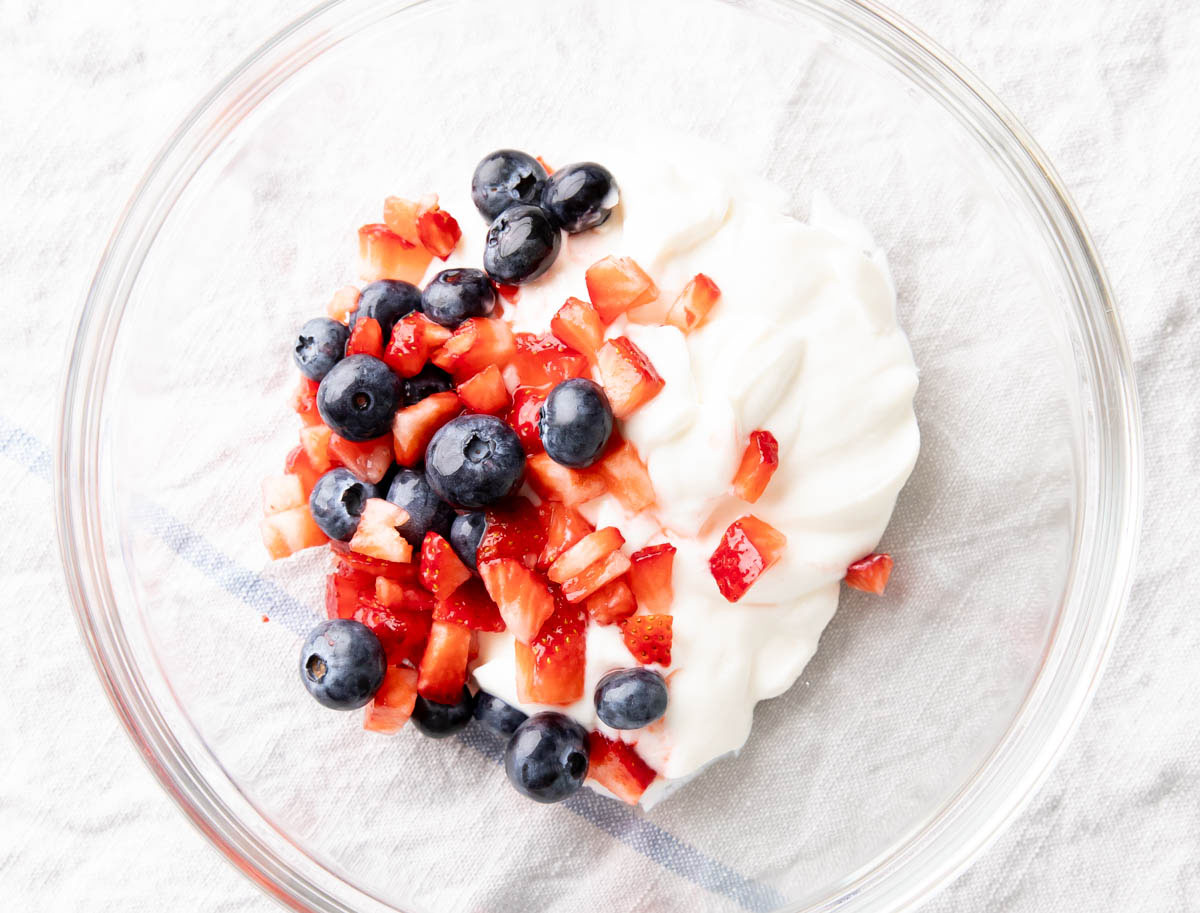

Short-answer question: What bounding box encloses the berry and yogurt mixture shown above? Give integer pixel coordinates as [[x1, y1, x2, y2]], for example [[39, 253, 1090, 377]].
[[262, 148, 919, 806]]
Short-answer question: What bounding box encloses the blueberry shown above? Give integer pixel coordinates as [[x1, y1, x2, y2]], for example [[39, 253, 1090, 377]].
[[349, 280, 422, 341], [316, 354, 401, 442], [293, 317, 349, 381], [403, 364, 455, 405], [504, 712, 590, 803], [299, 619, 386, 710], [449, 511, 487, 570], [473, 690, 528, 737], [412, 686, 474, 738], [482, 204, 561, 285], [537, 378, 613, 468], [308, 468, 378, 541], [425, 415, 526, 509], [471, 149, 548, 221], [594, 668, 669, 730], [540, 162, 619, 234], [385, 468, 455, 547], [422, 268, 496, 328]]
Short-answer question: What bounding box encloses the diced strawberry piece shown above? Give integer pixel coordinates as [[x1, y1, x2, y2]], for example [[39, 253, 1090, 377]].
[[732, 430, 779, 503], [374, 576, 435, 614], [665, 273, 721, 333], [496, 283, 521, 304], [419, 532, 472, 599], [349, 498, 414, 563], [325, 566, 374, 620], [547, 527, 631, 603], [535, 155, 554, 175], [260, 506, 327, 559], [417, 620, 472, 703], [584, 256, 659, 324], [327, 285, 360, 324], [513, 589, 587, 705], [363, 666, 419, 733], [550, 297, 605, 362], [416, 206, 462, 260], [477, 496, 546, 567], [357, 223, 434, 284], [596, 337, 665, 419], [261, 474, 305, 516], [291, 376, 322, 426], [621, 614, 672, 666], [299, 423, 334, 472], [587, 732, 657, 804], [628, 543, 676, 615], [432, 578, 506, 632], [457, 364, 511, 415], [479, 559, 556, 644], [511, 332, 590, 389], [328, 433, 393, 484], [558, 552, 631, 603], [596, 437, 655, 512], [356, 604, 432, 667], [507, 387, 546, 454], [285, 445, 325, 496], [346, 316, 384, 358], [382, 196, 421, 244], [330, 539, 419, 582], [383, 312, 453, 378], [709, 515, 788, 602], [527, 453, 607, 508], [537, 501, 594, 570], [845, 552, 894, 595], [585, 577, 638, 625], [391, 391, 461, 465], [431, 318, 516, 380]]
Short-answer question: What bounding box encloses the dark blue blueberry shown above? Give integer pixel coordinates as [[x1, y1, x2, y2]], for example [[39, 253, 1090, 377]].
[[421, 268, 496, 328], [473, 690, 528, 737], [308, 468, 378, 541], [504, 712, 589, 803], [412, 686, 474, 738], [594, 668, 669, 730], [299, 619, 386, 710], [403, 364, 455, 405], [385, 468, 455, 547], [292, 317, 349, 381], [424, 415, 526, 509], [537, 378, 613, 469], [471, 149, 548, 221], [449, 511, 487, 570], [349, 280, 422, 341], [316, 354, 400, 442], [482, 204, 561, 285], [540, 162, 619, 234]]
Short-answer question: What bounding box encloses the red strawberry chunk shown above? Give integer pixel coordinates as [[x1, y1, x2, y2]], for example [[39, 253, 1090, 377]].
[[327, 285, 360, 324], [432, 578, 506, 632], [479, 559, 556, 644], [291, 376, 322, 426], [621, 614, 672, 666], [535, 155, 554, 175], [596, 436, 655, 512], [285, 445, 324, 497], [537, 501, 594, 570], [477, 495, 546, 566], [260, 507, 327, 559], [375, 576, 435, 614], [416, 204, 462, 260], [585, 577, 638, 625], [349, 498, 414, 564], [325, 566, 374, 620], [547, 527, 631, 603], [628, 543, 676, 615], [527, 453, 607, 508], [709, 515, 788, 602], [457, 364, 511, 415], [330, 539, 419, 582], [363, 666, 419, 733], [731, 430, 779, 503], [299, 424, 334, 472], [419, 532, 472, 599], [845, 552, 894, 595], [507, 387, 547, 454], [357, 223, 433, 284], [346, 316, 384, 358], [417, 619, 472, 703], [550, 297, 604, 363], [665, 273, 721, 333], [587, 732, 657, 804], [357, 603, 432, 667], [431, 317, 516, 380], [514, 589, 587, 705], [328, 433, 393, 484], [382, 196, 421, 244], [511, 332, 590, 389], [262, 474, 305, 516], [383, 312, 453, 378], [596, 337, 665, 419], [392, 391, 461, 466], [584, 256, 659, 324]]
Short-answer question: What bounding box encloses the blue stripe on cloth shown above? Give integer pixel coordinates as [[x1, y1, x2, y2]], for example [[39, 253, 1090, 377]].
[[12, 418, 786, 912]]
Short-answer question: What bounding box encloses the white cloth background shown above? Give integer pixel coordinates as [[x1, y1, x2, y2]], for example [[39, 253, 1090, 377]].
[[1, 0, 1196, 910]]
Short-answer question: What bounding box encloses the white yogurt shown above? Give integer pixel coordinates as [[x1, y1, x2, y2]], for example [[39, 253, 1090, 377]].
[[429, 150, 919, 802]]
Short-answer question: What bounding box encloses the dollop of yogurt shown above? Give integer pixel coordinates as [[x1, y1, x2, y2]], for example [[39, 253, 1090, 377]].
[[429, 149, 919, 805]]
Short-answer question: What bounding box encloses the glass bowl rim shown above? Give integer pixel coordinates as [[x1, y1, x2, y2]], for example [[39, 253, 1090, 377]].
[[54, 1, 1143, 911]]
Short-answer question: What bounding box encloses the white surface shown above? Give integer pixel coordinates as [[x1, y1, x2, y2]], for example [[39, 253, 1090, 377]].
[[1, 0, 1197, 911]]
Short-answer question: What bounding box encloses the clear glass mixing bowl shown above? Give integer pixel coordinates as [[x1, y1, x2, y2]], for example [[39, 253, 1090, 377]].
[[56, 1, 1142, 911]]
